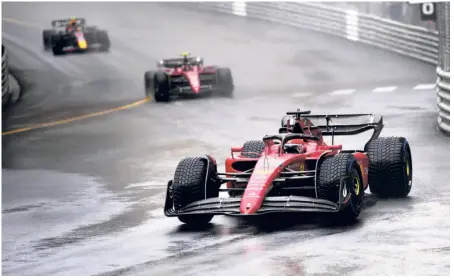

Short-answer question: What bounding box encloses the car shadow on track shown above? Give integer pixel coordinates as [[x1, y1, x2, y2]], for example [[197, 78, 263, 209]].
[[172, 194, 416, 234], [168, 94, 233, 103]]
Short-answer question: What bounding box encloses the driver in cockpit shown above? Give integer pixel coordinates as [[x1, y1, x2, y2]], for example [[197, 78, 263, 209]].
[[66, 17, 80, 34], [181, 52, 192, 71]]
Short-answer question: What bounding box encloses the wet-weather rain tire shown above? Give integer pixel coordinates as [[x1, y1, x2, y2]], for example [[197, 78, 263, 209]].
[[317, 153, 364, 223], [241, 140, 265, 158], [216, 67, 234, 97], [366, 137, 413, 198], [172, 156, 220, 225]]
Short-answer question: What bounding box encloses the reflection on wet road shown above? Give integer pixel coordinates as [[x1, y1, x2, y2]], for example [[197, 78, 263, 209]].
[[2, 2, 449, 276]]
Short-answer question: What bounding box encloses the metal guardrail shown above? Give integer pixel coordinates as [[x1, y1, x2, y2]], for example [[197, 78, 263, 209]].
[[436, 67, 450, 133], [2, 44, 10, 105], [196, 2, 439, 65], [191, 1, 448, 134], [436, 1, 450, 134]]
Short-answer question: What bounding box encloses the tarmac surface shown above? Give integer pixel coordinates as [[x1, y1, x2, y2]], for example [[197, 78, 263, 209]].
[[2, 2, 449, 276]]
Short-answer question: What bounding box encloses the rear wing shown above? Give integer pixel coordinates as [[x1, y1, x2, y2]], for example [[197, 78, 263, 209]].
[[51, 18, 86, 29], [283, 110, 384, 148], [157, 57, 203, 68]]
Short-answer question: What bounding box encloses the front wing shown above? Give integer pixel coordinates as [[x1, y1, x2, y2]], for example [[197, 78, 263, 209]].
[[168, 84, 215, 95], [164, 195, 340, 217]]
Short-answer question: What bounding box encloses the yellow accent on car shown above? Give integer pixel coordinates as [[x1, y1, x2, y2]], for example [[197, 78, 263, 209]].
[[299, 163, 304, 172], [78, 39, 87, 49], [354, 176, 361, 196]]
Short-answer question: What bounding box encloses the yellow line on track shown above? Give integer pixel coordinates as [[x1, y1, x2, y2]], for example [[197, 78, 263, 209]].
[[3, 97, 151, 136], [3, 17, 41, 29]]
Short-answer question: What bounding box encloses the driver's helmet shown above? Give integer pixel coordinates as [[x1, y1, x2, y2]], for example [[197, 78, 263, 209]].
[[68, 17, 78, 30], [181, 52, 191, 70]]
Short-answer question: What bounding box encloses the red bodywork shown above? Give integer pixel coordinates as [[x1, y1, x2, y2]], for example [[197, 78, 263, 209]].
[[224, 119, 370, 215], [160, 64, 217, 94]]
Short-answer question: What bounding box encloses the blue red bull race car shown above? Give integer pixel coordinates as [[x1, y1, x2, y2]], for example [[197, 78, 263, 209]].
[[144, 52, 234, 102], [42, 17, 110, 56]]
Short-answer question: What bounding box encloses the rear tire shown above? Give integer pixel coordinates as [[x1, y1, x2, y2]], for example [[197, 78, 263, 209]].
[[241, 140, 265, 158], [366, 137, 412, 198], [172, 156, 220, 226], [317, 153, 364, 223], [216, 67, 234, 97], [98, 30, 111, 52]]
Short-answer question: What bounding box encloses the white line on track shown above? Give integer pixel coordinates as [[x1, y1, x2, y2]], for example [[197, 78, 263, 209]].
[[413, 84, 436, 90], [125, 180, 167, 189], [372, 86, 397, 93], [291, 92, 313, 98], [329, 89, 356, 96]]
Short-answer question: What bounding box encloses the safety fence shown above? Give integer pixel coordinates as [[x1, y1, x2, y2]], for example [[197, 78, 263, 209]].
[[186, 1, 449, 134], [436, 2, 450, 134], [2, 44, 10, 106]]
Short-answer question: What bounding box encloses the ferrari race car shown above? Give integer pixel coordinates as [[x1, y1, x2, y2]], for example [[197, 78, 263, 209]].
[[42, 17, 111, 56], [144, 52, 234, 102], [164, 109, 413, 226]]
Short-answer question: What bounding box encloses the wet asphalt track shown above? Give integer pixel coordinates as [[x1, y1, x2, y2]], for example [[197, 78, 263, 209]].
[[2, 2, 449, 276]]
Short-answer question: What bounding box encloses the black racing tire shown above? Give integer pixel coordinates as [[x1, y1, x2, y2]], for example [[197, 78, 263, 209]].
[[366, 137, 413, 198], [42, 29, 54, 50], [144, 71, 155, 98], [317, 153, 364, 223], [241, 140, 265, 158], [51, 35, 65, 56], [216, 67, 234, 97], [172, 156, 220, 225], [98, 30, 111, 52], [154, 71, 170, 102]]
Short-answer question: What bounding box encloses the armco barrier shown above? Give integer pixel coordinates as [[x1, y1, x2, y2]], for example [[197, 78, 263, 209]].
[[436, 67, 450, 133], [189, 1, 449, 134], [196, 2, 439, 65], [436, 2, 450, 134], [2, 44, 10, 106]]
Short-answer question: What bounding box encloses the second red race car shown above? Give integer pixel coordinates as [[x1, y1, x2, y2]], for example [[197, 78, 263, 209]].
[[144, 52, 234, 102], [163, 109, 413, 226]]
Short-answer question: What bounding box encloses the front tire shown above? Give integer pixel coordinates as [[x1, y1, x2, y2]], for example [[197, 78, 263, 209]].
[[51, 35, 65, 56], [42, 30, 54, 51], [144, 71, 155, 98], [317, 153, 364, 223], [154, 71, 170, 102], [172, 156, 220, 226], [366, 137, 412, 198]]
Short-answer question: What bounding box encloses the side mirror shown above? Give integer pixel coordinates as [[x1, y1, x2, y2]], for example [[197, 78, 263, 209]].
[[194, 56, 204, 67], [156, 60, 164, 67], [281, 116, 295, 127]]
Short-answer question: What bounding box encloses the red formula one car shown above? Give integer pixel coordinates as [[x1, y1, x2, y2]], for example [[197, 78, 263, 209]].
[[164, 110, 413, 226], [144, 52, 234, 102]]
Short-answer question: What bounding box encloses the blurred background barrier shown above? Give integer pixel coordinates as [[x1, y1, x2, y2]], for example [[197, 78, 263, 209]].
[[187, 1, 449, 134], [436, 1, 450, 134], [2, 44, 10, 108]]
